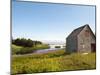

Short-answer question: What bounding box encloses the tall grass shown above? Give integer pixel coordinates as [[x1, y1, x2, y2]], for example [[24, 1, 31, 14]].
[[12, 50, 96, 74], [12, 44, 50, 54], [12, 45, 22, 54]]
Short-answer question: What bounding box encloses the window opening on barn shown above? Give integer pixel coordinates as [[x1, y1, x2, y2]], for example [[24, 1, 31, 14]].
[[82, 44, 85, 48]]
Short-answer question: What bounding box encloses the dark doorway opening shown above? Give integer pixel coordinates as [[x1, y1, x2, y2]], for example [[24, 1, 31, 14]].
[[91, 43, 96, 52]]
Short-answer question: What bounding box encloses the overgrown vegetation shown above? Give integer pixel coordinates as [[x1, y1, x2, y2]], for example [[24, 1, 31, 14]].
[[12, 50, 96, 75], [12, 38, 42, 47], [12, 38, 50, 54], [55, 46, 61, 48], [12, 45, 22, 55], [12, 44, 50, 55]]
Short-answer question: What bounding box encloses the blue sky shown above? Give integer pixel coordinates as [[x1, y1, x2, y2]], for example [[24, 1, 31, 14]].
[[12, 1, 95, 42]]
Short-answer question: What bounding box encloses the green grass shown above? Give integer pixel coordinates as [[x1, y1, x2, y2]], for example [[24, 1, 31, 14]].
[[12, 44, 50, 54], [35, 44, 50, 49], [12, 50, 96, 74], [12, 45, 23, 54]]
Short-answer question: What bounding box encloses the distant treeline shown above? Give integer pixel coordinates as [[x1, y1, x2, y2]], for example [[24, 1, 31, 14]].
[[12, 38, 50, 54], [12, 38, 42, 47]]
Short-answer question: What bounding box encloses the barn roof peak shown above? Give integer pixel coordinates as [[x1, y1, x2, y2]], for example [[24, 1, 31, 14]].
[[84, 24, 89, 26], [75, 24, 89, 30], [67, 24, 91, 38]]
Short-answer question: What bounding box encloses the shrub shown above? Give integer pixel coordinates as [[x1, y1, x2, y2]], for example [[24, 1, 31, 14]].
[[12, 45, 22, 54], [55, 46, 61, 48], [12, 44, 50, 55], [12, 38, 34, 47], [12, 38, 42, 47], [16, 47, 35, 54]]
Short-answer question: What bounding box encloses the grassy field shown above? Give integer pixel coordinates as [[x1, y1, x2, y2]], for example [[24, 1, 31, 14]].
[[12, 45, 23, 54], [12, 44, 50, 54], [12, 50, 96, 75]]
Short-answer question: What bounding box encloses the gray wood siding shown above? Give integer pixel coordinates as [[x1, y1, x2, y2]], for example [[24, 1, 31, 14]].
[[77, 26, 95, 53], [66, 36, 77, 53], [66, 25, 95, 53]]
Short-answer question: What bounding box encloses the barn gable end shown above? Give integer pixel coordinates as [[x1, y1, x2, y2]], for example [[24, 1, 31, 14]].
[[66, 24, 96, 53]]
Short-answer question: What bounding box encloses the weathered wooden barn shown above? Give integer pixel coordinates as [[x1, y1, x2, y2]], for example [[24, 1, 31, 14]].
[[66, 24, 96, 53]]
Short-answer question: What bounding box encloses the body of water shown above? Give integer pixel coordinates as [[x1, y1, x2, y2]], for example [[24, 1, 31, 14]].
[[34, 48, 63, 54]]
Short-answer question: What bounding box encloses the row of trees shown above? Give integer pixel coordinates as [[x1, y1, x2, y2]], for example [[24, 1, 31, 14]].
[[12, 38, 42, 47]]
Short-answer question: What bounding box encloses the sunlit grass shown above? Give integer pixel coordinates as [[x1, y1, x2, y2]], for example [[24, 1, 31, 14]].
[[12, 50, 96, 74]]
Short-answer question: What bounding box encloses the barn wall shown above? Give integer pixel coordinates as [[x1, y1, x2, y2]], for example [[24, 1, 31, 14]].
[[66, 36, 77, 53], [90, 29, 96, 52], [90, 32, 95, 44], [77, 26, 95, 53], [66, 25, 95, 53]]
